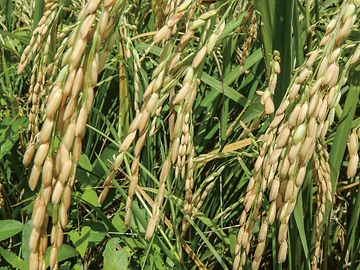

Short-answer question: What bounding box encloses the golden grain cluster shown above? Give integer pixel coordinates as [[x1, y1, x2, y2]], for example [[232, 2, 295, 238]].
[[99, 2, 226, 240], [233, 2, 359, 269], [18, 0, 359, 269], [20, 0, 123, 268], [347, 130, 359, 178]]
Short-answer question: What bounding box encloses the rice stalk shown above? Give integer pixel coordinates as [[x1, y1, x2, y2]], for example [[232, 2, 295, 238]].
[[15, 0, 359, 269], [233, 2, 359, 269], [25, 1, 126, 269], [346, 129, 359, 178], [98, 2, 225, 238]]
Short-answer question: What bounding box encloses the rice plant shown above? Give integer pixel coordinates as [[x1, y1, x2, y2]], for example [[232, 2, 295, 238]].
[[0, 0, 359, 269]]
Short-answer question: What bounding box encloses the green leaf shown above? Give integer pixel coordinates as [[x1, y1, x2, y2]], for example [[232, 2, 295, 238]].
[[0, 29, 30, 44], [254, 0, 274, 71], [273, 0, 294, 107], [4, 0, 13, 29], [0, 247, 26, 269], [81, 188, 100, 207], [112, 214, 127, 233], [79, 154, 93, 172], [201, 73, 247, 105], [329, 66, 360, 269], [329, 67, 360, 195], [153, 249, 166, 270], [33, 0, 44, 29], [0, 220, 23, 241], [83, 221, 107, 243], [183, 210, 229, 270], [103, 238, 129, 270], [229, 229, 237, 257], [44, 245, 77, 267], [223, 48, 263, 86], [72, 263, 83, 270], [69, 226, 91, 258], [59, 262, 71, 270], [293, 192, 311, 269], [21, 221, 33, 261], [11, 117, 27, 132], [57, 245, 78, 262], [217, 15, 246, 41], [0, 139, 16, 158]]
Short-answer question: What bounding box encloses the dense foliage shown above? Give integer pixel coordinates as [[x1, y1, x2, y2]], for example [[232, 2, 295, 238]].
[[0, 0, 359, 269]]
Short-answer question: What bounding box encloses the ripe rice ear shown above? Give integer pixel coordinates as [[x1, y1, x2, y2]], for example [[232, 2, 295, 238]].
[[52, 181, 64, 205], [72, 68, 84, 97], [39, 119, 54, 143], [63, 68, 76, 97], [49, 246, 58, 269], [58, 160, 72, 185], [278, 241, 288, 263], [63, 98, 77, 121], [145, 217, 157, 239], [60, 203, 68, 228], [23, 143, 36, 167], [73, 137, 82, 162], [46, 89, 63, 119], [173, 83, 191, 104], [276, 99, 290, 115], [29, 229, 40, 251], [99, 11, 110, 35], [42, 157, 53, 187], [75, 108, 89, 138], [80, 15, 96, 39], [71, 39, 87, 68], [29, 251, 39, 270], [29, 165, 41, 190], [42, 186, 52, 205], [317, 57, 329, 79], [265, 97, 275, 114], [254, 241, 266, 261], [258, 222, 268, 242], [154, 25, 171, 43], [146, 93, 159, 113], [32, 200, 46, 229], [347, 155, 358, 178], [120, 132, 136, 152], [278, 222, 288, 242], [288, 86, 300, 101], [138, 111, 150, 133], [276, 127, 290, 148], [348, 133, 358, 155], [192, 46, 207, 68]]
